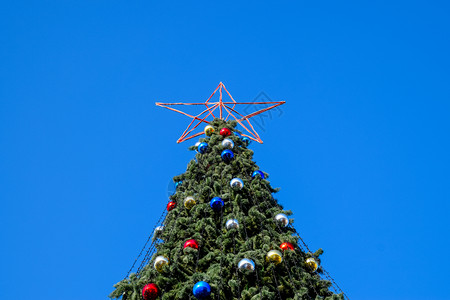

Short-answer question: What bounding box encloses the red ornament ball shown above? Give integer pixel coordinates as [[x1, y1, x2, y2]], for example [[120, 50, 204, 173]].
[[166, 201, 176, 211], [220, 128, 232, 137], [183, 239, 199, 249], [142, 283, 159, 300], [280, 242, 295, 251]]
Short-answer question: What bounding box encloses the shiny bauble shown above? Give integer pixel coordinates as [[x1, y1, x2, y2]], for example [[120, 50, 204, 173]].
[[154, 226, 164, 236], [219, 128, 232, 137], [184, 196, 196, 210], [175, 181, 182, 188], [274, 213, 290, 227], [167, 201, 176, 211], [251, 170, 265, 179], [306, 257, 319, 271], [225, 219, 239, 230], [154, 256, 169, 272], [221, 149, 234, 163], [238, 258, 256, 272], [230, 178, 244, 190], [204, 125, 215, 136], [142, 283, 159, 300], [280, 242, 295, 251], [241, 136, 251, 146], [234, 132, 242, 138], [210, 197, 224, 212], [266, 250, 283, 265], [197, 142, 208, 154], [221, 138, 234, 149], [183, 239, 199, 250], [193, 281, 211, 299]]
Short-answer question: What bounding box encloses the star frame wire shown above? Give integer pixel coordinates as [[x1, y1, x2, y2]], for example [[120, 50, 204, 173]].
[[156, 82, 285, 143]]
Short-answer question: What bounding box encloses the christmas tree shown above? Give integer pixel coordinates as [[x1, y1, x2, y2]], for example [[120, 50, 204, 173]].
[[110, 84, 347, 300]]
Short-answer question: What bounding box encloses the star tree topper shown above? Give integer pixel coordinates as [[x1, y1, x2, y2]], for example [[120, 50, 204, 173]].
[[156, 82, 285, 143]]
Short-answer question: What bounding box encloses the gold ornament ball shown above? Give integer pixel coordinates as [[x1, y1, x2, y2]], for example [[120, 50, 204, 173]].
[[184, 196, 196, 210], [204, 125, 215, 136], [266, 250, 283, 265], [305, 257, 319, 271], [154, 255, 169, 272]]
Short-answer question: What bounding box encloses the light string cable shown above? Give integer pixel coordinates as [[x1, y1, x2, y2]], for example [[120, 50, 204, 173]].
[[194, 207, 208, 272], [216, 209, 225, 300], [170, 201, 190, 297], [232, 225, 242, 300], [321, 269, 339, 294], [186, 206, 208, 300], [136, 203, 178, 276], [258, 178, 349, 299], [188, 153, 211, 299], [278, 199, 348, 299], [160, 185, 194, 297], [162, 199, 187, 298], [234, 194, 250, 300], [127, 208, 167, 278], [250, 179, 326, 298], [247, 184, 315, 300], [235, 187, 263, 300], [322, 268, 348, 298], [245, 190, 286, 300], [271, 267, 283, 300], [137, 186, 184, 300], [245, 180, 301, 300]]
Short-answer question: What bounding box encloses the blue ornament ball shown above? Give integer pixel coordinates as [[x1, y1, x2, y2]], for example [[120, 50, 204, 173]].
[[221, 149, 234, 162], [210, 197, 224, 212], [252, 170, 265, 179], [193, 281, 211, 299], [198, 142, 208, 154], [234, 132, 242, 138], [241, 136, 251, 146], [175, 181, 183, 188]]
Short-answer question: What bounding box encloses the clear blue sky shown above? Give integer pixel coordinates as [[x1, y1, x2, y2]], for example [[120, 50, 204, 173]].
[[1, 1, 449, 299]]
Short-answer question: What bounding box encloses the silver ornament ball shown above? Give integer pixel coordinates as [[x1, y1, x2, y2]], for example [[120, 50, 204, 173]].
[[274, 213, 290, 227], [238, 258, 255, 272], [230, 178, 244, 189], [154, 226, 164, 239], [225, 219, 239, 230], [221, 138, 234, 149]]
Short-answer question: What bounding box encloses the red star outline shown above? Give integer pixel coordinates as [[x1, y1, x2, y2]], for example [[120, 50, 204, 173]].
[[155, 82, 285, 143]]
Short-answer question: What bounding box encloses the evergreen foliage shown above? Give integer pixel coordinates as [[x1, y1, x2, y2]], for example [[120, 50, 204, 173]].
[[110, 119, 344, 300]]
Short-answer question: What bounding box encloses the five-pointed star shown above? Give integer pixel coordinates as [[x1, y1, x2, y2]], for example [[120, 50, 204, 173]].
[[155, 82, 285, 143]]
